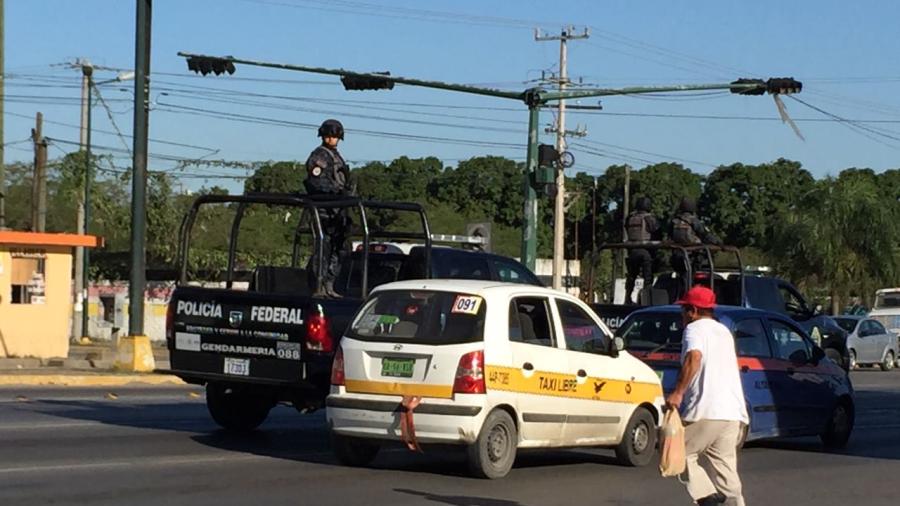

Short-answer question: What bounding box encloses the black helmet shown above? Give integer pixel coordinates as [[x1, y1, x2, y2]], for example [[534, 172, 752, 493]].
[[678, 196, 697, 214], [318, 119, 344, 140], [636, 196, 652, 212]]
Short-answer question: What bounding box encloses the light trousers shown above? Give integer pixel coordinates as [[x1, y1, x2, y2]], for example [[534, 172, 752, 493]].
[[681, 419, 745, 506]]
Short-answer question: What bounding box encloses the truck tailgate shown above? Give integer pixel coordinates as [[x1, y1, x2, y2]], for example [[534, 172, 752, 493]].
[[167, 287, 358, 385]]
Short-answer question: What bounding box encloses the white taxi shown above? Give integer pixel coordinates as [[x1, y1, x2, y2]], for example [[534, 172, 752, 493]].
[[326, 280, 664, 479]]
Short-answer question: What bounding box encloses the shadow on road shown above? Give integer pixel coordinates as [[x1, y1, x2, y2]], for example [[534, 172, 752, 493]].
[[395, 488, 524, 506]]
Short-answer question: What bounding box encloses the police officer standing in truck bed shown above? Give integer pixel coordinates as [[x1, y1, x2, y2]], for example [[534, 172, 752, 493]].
[[305, 119, 353, 297], [625, 196, 659, 304]]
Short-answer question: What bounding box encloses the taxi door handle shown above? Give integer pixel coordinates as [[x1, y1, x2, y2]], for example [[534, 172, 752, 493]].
[[522, 362, 534, 371], [577, 369, 587, 378]]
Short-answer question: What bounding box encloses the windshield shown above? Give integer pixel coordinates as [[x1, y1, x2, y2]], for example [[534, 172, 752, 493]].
[[875, 291, 900, 310], [348, 290, 486, 345], [833, 317, 859, 334], [618, 312, 684, 351]]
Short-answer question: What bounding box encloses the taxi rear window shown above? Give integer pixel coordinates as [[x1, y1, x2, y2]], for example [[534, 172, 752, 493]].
[[618, 313, 684, 351], [348, 290, 486, 345]]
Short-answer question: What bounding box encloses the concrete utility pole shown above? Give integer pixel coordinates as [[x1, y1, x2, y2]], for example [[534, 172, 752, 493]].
[[536, 26, 589, 291], [72, 59, 92, 342], [30, 113, 47, 232], [0, 0, 6, 229]]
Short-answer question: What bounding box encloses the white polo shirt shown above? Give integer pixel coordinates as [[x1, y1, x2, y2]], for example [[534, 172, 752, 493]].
[[680, 317, 749, 424]]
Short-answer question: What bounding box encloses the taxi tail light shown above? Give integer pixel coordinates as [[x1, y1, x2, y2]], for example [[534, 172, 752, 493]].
[[453, 350, 485, 394], [306, 311, 334, 353], [330, 346, 345, 386]]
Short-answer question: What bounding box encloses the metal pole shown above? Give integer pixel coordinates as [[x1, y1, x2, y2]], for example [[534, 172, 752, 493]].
[[0, 0, 5, 229], [128, 0, 151, 336], [521, 104, 540, 271], [81, 73, 93, 340], [73, 61, 91, 342]]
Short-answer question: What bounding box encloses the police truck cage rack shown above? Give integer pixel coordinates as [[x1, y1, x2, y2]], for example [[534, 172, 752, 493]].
[[176, 193, 432, 297], [597, 241, 745, 306]]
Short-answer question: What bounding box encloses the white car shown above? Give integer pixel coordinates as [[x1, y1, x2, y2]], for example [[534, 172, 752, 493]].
[[834, 315, 898, 370], [326, 280, 664, 479]]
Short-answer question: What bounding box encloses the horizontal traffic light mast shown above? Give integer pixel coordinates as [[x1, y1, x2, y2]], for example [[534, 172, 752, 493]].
[[178, 51, 802, 270]]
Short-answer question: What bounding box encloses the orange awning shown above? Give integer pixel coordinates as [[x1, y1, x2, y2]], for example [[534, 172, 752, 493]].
[[0, 231, 104, 248]]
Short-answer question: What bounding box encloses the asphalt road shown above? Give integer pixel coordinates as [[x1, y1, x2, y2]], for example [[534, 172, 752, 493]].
[[1, 372, 899, 506]]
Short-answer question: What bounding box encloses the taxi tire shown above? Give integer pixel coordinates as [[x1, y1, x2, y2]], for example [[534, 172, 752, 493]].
[[206, 383, 273, 432], [467, 409, 517, 479], [331, 433, 380, 467], [880, 351, 895, 371], [821, 400, 854, 450], [615, 408, 657, 467]]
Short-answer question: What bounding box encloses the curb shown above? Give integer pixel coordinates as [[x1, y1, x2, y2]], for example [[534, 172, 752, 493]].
[[0, 373, 186, 387]]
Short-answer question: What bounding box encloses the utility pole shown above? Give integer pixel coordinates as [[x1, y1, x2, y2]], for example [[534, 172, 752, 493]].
[[118, 0, 155, 372], [72, 59, 92, 342], [0, 0, 6, 229], [30, 113, 47, 232], [536, 26, 589, 290]]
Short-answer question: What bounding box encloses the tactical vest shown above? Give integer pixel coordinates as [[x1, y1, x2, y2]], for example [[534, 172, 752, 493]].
[[672, 213, 701, 244], [626, 212, 652, 242]]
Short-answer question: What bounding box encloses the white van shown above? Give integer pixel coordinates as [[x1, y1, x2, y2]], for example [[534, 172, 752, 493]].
[[871, 288, 900, 338], [326, 280, 664, 479]]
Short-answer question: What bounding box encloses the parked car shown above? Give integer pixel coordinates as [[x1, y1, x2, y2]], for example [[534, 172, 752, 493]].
[[327, 280, 664, 479], [618, 305, 854, 449], [870, 288, 900, 339], [833, 316, 897, 370]]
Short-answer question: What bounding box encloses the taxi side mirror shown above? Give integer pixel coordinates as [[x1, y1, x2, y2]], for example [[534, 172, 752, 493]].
[[810, 346, 826, 365]]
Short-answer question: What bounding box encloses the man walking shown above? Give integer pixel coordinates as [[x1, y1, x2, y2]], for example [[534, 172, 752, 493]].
[[666, 286, 748, 506]]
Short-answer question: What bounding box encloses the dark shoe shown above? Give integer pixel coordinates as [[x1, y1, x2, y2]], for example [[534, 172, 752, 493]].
[[696, 494, 725, 506]]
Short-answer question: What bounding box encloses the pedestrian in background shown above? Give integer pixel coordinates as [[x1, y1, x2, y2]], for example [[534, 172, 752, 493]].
[[666, 286, 749, 506]]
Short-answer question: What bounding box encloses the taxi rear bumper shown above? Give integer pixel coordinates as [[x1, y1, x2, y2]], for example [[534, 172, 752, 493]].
[[326, 394, 487, 444]]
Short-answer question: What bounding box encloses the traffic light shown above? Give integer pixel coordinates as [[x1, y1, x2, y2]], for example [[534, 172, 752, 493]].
[[341, 72, 395, 91], [538, 143, 559, 167], [730, 77, 802, 95], [766, 77, 802, 95], [186, 56, 236, 76]]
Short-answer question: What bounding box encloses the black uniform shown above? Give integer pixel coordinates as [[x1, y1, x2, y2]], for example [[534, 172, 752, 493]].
[[669, 211, 721, 277], [304, 144, 352, 296], [624, 209, 659, 304]]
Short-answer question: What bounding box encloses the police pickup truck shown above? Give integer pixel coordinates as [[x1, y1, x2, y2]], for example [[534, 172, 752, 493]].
[[165, 194, 541, 431], [590, 242, 850, 369]]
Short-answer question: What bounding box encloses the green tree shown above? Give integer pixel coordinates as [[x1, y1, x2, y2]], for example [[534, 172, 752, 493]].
[[243, 161, 303, 194]]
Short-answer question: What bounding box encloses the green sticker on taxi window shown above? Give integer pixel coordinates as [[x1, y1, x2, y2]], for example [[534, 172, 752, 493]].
[[377, 314, 400, 325]]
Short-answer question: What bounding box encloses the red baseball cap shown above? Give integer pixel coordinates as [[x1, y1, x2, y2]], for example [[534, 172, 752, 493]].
[[676, 286, 717, 309]]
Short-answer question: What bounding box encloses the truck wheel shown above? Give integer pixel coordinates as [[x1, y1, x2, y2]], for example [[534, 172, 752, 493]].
[[821, 400, 854, 450], [880, 351, 895, 371], [331, 432, 380, 467], [615, 407, 657, 467], [467, 409, 517, 479], [206, 383, 273, 432]]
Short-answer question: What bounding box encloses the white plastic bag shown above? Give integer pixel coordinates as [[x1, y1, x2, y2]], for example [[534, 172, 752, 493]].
[[659, 409, 686, 477]]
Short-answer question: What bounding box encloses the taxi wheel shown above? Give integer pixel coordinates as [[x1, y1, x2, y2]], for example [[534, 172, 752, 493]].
[[331, 433, 380, 467], [880, 352, 895, 371], [206, 383, 273, 432], [821, 400, 854, 450], [615, 408, 657, 467], [467, 410, 517, 479]]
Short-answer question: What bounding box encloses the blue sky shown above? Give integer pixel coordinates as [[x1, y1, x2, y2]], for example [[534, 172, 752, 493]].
[[5, 0, 900, 192]]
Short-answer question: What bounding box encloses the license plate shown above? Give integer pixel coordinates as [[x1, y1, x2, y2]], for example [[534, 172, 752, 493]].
[[224, 357, 250, 376], [381, 357, 415, 378]]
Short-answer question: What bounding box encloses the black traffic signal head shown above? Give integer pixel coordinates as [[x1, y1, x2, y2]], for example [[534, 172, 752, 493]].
[[538, 144, 559, 167], [766, 77, 802, 95], [186, 56, 236, 76], [341, 72, 395, 91]]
